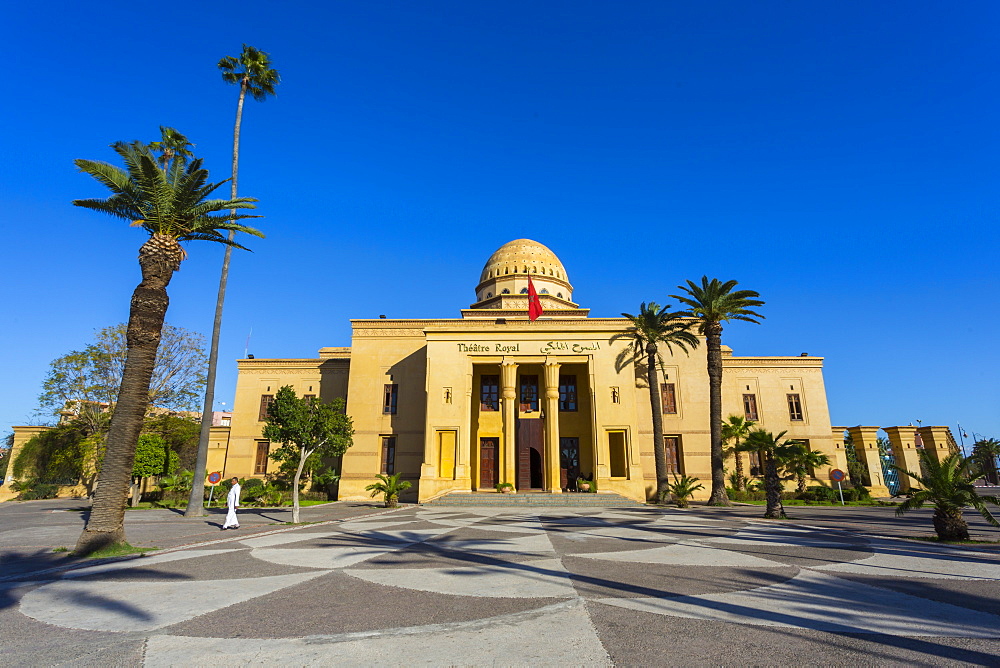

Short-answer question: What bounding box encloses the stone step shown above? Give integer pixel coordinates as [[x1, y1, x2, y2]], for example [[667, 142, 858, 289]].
[[422, 492, 646, 507]]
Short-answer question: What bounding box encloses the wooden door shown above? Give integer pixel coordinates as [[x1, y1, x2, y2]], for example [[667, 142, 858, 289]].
[[560, 437, 580, 490], [517, 419, 544, 489], [480, 438, 498, 488]]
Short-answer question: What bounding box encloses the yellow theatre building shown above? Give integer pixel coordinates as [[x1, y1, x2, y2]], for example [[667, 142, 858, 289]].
[[215, 239, 844, 503]]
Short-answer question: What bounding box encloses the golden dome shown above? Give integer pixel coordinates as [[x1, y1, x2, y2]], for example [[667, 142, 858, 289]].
[[478, 239, 570, 285]]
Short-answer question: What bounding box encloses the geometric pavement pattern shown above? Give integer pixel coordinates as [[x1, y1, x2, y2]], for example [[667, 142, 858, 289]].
[[5, 507, 1000, 665]]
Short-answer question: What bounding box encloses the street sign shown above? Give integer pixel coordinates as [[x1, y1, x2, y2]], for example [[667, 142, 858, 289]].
[[829, 469, 846, 482], [208, 471, 222, 485]]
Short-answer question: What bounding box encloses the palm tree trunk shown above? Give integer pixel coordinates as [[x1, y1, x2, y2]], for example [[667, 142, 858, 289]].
[[705, 324, 730, 505], [932, 508, 969, 541], [75, 235, 178, 554], [734, 439, 745, 491], [646, 344, 668, 502], [763, 452, 786, 519], [186, 79, 248, 517]]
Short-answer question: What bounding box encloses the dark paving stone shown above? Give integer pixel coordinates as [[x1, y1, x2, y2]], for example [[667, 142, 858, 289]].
[[563, 560, 798, 598], [70, 549, 320, 583], [586, 600, 1000, 667], [715, 543, 873, 567], [161, 570, 561, 638], [548, 532, 680, 556]]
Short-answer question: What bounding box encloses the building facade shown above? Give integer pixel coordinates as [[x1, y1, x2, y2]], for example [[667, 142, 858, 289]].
[[218, 239, 844, 502]]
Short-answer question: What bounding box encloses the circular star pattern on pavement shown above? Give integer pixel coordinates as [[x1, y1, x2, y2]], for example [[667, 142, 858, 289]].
[[8, 507, 1000, 665]]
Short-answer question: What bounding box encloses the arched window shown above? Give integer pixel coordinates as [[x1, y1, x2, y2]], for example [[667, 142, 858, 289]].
[[486, 292, 493, 299], [520, 288, 529, 294], [540, 288, 549, 294], [504, 267, 509, 275], [557, 292, 563, 298], [501, 288, 510, 294]]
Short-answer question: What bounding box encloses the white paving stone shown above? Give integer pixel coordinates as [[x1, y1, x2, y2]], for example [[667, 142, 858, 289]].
[[346, 558, 578, 598], [572, 541, 792, 567], [60, 549, 241, 579], [144, 600, 610, 667], [428, 532, 556, 557], [20, 571, 330, 632], [593, 569, 1000, 637], [816, 541, 1000, 580]]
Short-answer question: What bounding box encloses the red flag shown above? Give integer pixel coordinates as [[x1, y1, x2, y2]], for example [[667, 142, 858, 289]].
[[527, 275, 543, 321]]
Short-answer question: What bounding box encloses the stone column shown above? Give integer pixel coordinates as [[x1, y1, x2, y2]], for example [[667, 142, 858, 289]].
[[917, 426, 955, 463], [846, 426, 891, 497], [501, 361, 518, 486], [882, 426, 923, 492], [829, 427, 850, 474], [543, 361, 562, 493]]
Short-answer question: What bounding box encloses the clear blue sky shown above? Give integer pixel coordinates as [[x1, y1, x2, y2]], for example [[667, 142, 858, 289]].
[[3, 1, 997, 442]]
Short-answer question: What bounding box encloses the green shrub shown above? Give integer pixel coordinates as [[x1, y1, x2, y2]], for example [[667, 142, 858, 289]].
[[12, 479, 60, 500], [727, 487, 766, 503]]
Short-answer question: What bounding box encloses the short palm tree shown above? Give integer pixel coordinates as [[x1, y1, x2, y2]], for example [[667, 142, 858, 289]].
[[366, 472, 412, 508], [187, 45, 281, 518], [666, 474, 704, 508], [777, 441, 831, 494], [671, 277, 764, 506], [615, 303, 699, 501], [893, 450, 1000, 541], [721, 415, 755, 491], [72, 140, 261, 554], [745, 429, 791, 519], [971, 438, 1000, 486]]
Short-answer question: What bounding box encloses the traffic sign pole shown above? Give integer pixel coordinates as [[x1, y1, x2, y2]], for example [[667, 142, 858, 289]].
[[829, 469, 847, 505], [837, 480, 844, 505]]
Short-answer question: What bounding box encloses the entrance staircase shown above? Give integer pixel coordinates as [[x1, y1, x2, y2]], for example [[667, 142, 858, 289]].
[[422, 491, 646, 508]]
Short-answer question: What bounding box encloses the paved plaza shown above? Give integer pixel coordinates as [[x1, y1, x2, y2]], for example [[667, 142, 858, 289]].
[[1, 502, 999, 666]]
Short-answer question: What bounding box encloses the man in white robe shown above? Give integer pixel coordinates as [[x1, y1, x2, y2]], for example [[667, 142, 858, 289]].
[[222, 477, 241, 530]]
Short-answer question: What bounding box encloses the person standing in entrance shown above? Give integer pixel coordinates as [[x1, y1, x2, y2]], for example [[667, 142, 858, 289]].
[[222, 477, 241, 530]]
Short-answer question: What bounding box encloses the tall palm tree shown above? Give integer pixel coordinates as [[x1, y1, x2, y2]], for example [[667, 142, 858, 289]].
[[721, 414, 755, 491], [148, 126, 195, 175], [186, 45, 280, 517], [671, 277, 764, 506], [745, 428, 791, 519], [893, 450, 1000, 541], [72, 140, 261, 554], [972, 438, 1000, 485], [616, 303, 699, 501]]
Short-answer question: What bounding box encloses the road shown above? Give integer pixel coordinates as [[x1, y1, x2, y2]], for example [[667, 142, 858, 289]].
[[1, 500, 998, 665]]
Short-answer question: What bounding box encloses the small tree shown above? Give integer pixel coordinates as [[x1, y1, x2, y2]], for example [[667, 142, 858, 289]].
[[721, 415, 755, 491], [263, 386, 353, 522], [130, 434, 177, 506], [745, 429, 794, 519], [777, 441, 831, 494], [366, 472, 411, 508], [893, 450, 1000, 541], [971, 438, 1000, 486]]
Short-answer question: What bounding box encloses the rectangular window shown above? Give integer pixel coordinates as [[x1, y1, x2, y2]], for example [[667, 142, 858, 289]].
[[743, 394, 758, 421], [380, 436, 396, 474], [302, 394, 316, 402], [664, 436, 682, 474], [559, 375, 577, 412], [254, 441, 270, 475], [520, 375, 539, 412], [480, 375, 499, 411], [661, 383, 677, 414], [787, 393, 804, 421], [383, 384, 398, 414], [258, 394, 274, 421]]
